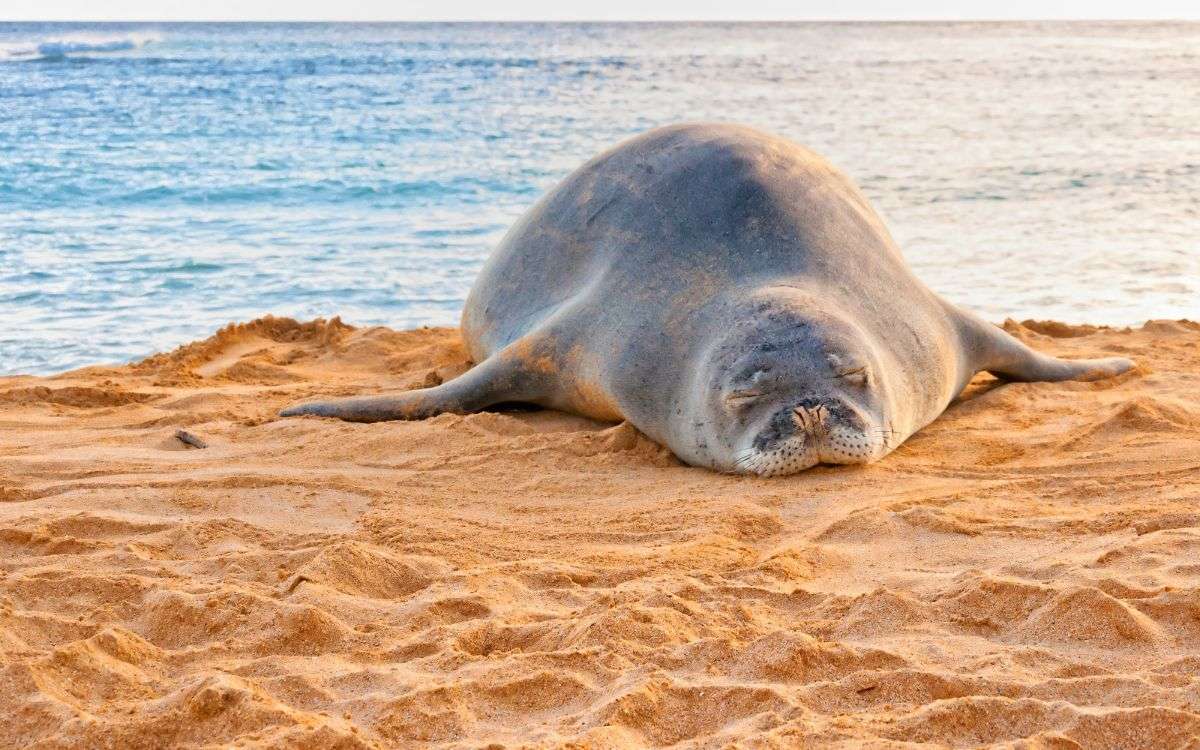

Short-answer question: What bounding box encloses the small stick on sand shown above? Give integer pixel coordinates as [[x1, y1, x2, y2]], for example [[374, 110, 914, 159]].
[[174, 429, 208, 449], [283, 574, 311, 594]]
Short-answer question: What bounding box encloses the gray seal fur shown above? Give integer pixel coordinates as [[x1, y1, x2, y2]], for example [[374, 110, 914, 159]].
[[282, 123, 1133, 475]]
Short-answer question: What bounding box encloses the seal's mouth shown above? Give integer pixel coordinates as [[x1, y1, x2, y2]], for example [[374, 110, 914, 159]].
[[732, 438, 819, 476], [730, 400, 887, 476]]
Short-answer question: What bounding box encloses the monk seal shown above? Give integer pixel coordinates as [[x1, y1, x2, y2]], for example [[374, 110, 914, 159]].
[[281, 123, 1133, 475]]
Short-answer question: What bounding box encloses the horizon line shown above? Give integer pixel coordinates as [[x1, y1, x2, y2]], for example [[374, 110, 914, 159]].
[[3, 17, 1198, 23]]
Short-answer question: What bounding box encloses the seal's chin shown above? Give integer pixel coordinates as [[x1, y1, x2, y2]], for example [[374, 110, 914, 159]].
[[732, 438, 819, 477], [730, 424, 886, 477]]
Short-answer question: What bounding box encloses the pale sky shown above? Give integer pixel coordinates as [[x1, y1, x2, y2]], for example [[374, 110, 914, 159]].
[[4, 0, 1198, 22]]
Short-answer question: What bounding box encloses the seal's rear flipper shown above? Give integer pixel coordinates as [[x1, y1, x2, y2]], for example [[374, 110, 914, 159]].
[[963, 313, 1134, 383], [279, 351, 538, 423]]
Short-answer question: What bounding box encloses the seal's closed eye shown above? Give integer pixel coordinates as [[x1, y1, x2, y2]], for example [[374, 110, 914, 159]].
[[826, 353, 870, 386], [835, 365, 869, 386], [726, 388, 764, 404]]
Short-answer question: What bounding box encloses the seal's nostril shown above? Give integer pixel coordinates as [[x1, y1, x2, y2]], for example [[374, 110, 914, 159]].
[[792, 406, 810, 428], [793, 403, 830, 424]]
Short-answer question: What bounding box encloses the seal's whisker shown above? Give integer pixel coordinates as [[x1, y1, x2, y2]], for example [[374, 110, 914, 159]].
[[732, 451, 756, 470]]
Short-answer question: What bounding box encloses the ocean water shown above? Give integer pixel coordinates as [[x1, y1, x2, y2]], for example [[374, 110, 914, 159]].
[[1, 21, 1197, 375]]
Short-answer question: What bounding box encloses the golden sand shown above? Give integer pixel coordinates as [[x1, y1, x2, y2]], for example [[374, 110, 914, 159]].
[[3, 316, 1199, 748]]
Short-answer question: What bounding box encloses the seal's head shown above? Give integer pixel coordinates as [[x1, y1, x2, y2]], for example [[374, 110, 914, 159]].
[[683, 296, 896, 476]]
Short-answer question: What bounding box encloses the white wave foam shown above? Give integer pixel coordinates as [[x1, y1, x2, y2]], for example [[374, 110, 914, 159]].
[[0, 31, 160, 62]]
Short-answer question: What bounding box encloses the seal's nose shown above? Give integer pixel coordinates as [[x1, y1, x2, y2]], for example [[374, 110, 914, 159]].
[[792, 402, 830, 435]]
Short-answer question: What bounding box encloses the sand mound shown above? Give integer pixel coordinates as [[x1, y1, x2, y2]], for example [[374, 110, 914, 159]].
[[2, 317, 1199, 748]]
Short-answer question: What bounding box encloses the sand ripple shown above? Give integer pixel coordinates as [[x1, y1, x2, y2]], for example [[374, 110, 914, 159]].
[[2, 316, 1199, 748]]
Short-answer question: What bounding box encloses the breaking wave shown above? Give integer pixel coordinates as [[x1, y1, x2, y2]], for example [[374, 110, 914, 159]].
[[0, 32, 159, 62]]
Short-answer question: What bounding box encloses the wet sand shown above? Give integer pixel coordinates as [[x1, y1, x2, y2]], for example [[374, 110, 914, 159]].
[[3, 316, 1199, 748]]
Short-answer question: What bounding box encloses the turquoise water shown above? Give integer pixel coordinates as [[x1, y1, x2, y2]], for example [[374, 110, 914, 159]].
[[2, 21, 1198, 375]]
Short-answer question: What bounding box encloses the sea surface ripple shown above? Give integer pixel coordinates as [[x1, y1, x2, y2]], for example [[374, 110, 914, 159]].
[[1, 21, 1197, 374]]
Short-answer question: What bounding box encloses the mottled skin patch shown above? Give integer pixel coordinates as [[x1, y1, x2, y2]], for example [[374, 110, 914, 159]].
[[282, 123, 1133, 475]]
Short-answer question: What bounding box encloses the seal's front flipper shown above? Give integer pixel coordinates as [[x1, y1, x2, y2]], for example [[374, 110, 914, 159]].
[[279, 351, 538, 423], [962, 312, 1134, 383], [987, 349, 1133, 383]]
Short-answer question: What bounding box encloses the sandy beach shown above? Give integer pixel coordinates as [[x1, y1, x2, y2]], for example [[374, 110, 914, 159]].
[[3, 315, 1199, 748]]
